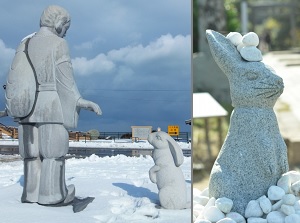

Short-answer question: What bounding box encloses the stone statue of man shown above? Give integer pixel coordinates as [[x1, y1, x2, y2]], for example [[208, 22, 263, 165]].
[[15, 5, 101, 208]]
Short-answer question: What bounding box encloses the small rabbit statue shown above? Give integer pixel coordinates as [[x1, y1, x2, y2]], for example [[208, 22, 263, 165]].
[[147, 131, 189, 209], [206, 30, 289, 215]]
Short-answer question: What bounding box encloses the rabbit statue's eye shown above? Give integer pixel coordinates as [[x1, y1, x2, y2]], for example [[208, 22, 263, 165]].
[[156, 135, 162, 141], [245, 72, 258, 81]]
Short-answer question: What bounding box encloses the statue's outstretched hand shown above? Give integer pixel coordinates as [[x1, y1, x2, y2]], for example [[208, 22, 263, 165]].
[[77, 98, 102, 115], [87, 101, 102, 115]]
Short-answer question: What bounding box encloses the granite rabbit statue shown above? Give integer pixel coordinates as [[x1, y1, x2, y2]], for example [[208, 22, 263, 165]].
[[147, 131, 189, 209], [206, 30, 288, 215]]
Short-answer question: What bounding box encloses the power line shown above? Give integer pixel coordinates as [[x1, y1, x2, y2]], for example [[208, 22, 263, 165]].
[[78, 88, 189, 92], [99, 95, 190, 102]]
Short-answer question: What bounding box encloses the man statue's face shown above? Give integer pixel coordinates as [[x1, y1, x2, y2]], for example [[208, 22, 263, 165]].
[[58, 21, 70, 38]]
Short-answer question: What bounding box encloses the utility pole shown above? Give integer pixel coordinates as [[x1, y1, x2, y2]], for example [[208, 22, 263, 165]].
[[241, 0, 248, 34]]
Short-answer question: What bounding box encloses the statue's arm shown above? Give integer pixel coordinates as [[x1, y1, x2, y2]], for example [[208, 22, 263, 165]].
[[77, 98, 102, 115], [56, 40, 102, 116], [149, 165, 160, 183]]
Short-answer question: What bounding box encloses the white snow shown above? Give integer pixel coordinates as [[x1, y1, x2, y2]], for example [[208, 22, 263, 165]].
[[0, 153, 191, 223]]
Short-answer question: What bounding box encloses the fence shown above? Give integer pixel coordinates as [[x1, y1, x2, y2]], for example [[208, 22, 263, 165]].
[[69, 131, 191, 143], [0, 123, 191, 143], [0, 131, 191, 157]]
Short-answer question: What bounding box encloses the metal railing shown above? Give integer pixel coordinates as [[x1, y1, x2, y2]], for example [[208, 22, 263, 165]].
[[0, 126, 191, 143], [69, 131, 190, 143]]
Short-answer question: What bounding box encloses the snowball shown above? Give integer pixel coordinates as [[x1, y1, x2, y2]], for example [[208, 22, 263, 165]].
[[242, 32, 259, 46], [226, 212, 246, 223], [266, 211, 285, 223], [282, 194, 296, 205], [268, 186, 285, 201], [247, 217, 267, 223], [240, 46, 262, 62], [226, 32, 243, 46], [216, 218, 237, 223], [280, 204, 295, 215], [291, 180, 300, 196], [245, 200, 263, 218], [203, 206, 225, 222], [285, 214, 300, 223], [88, 153, 99, 162], [258, 195, 272, 214], [215, 197, 233, 214]]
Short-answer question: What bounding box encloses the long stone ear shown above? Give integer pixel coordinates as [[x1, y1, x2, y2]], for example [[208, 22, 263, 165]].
[[206, 29, 242, 75], [167, 136, 184, 167]]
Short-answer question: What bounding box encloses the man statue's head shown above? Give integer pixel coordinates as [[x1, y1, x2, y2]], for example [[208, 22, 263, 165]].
[[40, 5, 71, 38]]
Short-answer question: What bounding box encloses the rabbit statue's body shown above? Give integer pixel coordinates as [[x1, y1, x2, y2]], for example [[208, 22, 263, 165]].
[[206, 30, 289, 215], [148, 131, 189, 209]]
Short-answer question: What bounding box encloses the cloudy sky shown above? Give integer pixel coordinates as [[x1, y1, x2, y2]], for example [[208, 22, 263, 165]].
[[0, 0, 191, 133]]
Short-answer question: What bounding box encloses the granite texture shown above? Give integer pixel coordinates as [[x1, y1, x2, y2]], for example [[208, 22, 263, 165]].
[[206, 30, 289, 215], [147, 131, 188, 209]]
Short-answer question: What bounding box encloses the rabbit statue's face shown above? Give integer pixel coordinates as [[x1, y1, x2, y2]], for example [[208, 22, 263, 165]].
[[147, 132, 169, 150], [148, 131, 184, 167], [206, 30, 284, 108], [228, 63, 283, 108]]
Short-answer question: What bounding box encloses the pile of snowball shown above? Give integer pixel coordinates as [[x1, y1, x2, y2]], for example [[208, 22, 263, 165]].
[[226, 31, 262, 62], [193, 170, 300, 223]]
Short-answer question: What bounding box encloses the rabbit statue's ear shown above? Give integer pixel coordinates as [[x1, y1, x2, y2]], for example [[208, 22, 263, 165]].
[[167, 136, 184, 167], [206, 30, 242, 75]]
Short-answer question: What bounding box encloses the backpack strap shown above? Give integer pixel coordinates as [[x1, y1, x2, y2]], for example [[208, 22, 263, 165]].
[[20, 38, 39, 121]]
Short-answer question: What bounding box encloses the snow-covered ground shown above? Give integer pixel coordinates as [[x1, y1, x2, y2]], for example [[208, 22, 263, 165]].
[[0, 154, 191, 223]]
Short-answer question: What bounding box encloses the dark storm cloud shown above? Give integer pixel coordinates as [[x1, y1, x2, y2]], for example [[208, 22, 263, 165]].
[[0, 0, 191, 132]]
